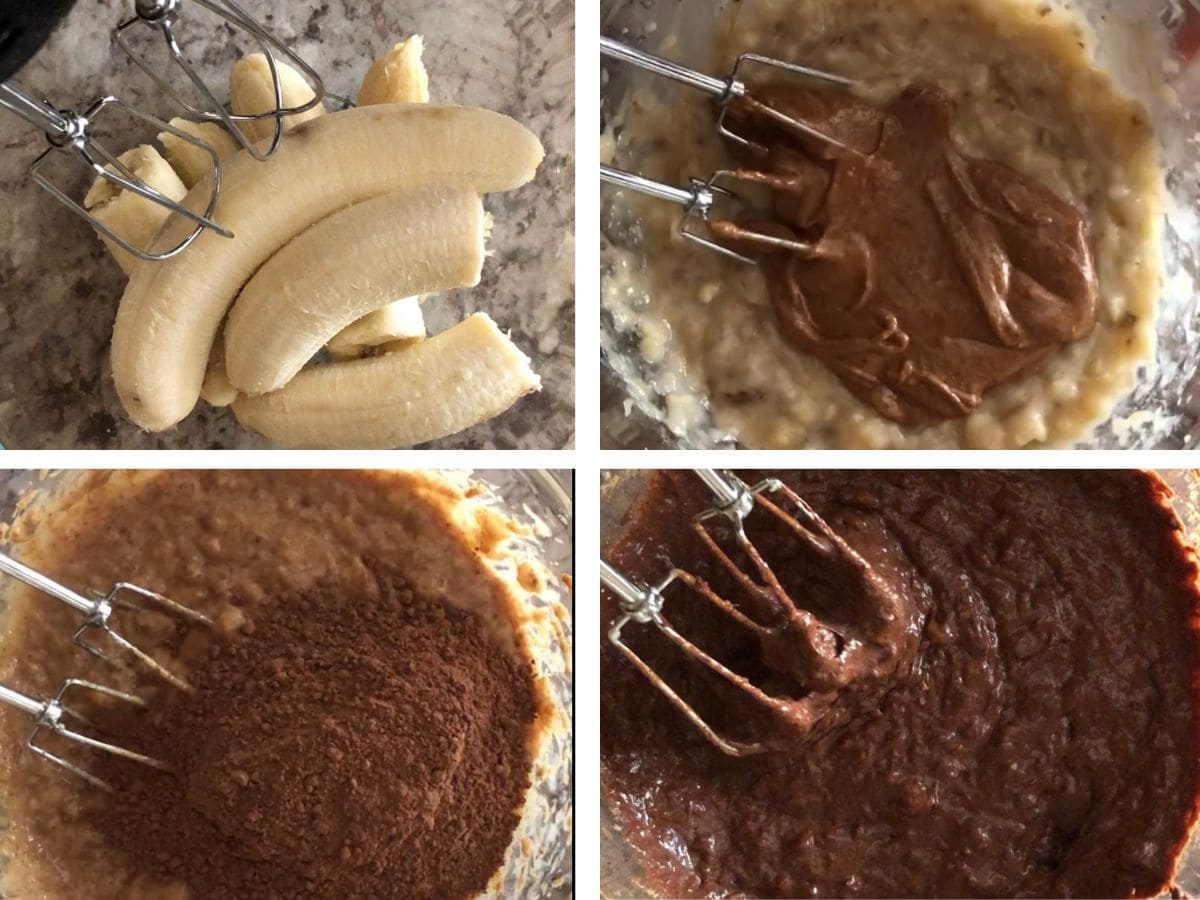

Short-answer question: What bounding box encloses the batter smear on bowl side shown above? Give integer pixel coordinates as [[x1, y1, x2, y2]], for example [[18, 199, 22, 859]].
[[601, 471, 1200, 898]]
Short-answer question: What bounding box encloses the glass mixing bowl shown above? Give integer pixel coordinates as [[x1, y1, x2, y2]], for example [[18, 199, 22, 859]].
[[0, 468, 574, 899], [600, 0, 1200, 449], [599, 469, 1200, 898]]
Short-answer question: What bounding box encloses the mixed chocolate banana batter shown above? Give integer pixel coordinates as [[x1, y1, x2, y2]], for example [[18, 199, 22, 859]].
[[601, 471, 1200, 898], [713, 83, 1098, 426]]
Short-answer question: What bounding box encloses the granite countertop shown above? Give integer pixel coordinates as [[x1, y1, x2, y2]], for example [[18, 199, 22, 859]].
[[0, 0, 574, 449]]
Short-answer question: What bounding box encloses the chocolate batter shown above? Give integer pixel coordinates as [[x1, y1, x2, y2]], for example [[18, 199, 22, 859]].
[[601, 471, 1200, 898], [712, 84, 1098, 426]]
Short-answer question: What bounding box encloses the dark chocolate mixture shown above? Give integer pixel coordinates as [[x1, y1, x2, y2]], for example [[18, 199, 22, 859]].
[[713, 84, 1098, 426], [92, 561, 537, 900], [601, 471, 1200, 898]]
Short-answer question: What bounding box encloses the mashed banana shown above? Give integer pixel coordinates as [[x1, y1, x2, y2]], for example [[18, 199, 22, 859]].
[[602, 0, 1163, 449]]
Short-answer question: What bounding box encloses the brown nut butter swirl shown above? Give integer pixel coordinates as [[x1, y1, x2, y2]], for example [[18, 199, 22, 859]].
[[711, 82, 1099, 426]]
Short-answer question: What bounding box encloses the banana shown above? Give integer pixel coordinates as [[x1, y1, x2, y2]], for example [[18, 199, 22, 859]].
[[111, 103, 544, 431], [357, 36, 430, 105], [230, 53, 326, 143], [232, 312, 540, 448], [326, 296, 426, 358], [224, 186, 485, 395], [84, 145, 187, 274], [157, 118, 240, 188], [200, 337, 239, 407], [331, 35, 433, 352]]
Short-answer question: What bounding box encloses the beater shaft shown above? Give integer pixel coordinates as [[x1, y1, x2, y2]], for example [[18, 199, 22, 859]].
[[600, 34, 856, 151]]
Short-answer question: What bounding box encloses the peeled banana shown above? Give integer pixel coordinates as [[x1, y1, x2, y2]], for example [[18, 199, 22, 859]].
[[230, 53, 326, 143], [157, 118, 240, 188], [224, 186, 486, 395], [232, 313, 539, 448], [331, 35, 433, 353], [84, 145, 187, 274], [357, 36, 430, 105], [326, 296, 426, 358], [200, 337, 239, 407], [111, 103, 544, 432]]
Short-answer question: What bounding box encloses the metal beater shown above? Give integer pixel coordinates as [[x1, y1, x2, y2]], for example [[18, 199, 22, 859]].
[[0, 0, 327, 262], [602, 469, 890, 757], [600, 34, 854, 264], [0, 678, 167, 791], [0, 550, 211, 789]]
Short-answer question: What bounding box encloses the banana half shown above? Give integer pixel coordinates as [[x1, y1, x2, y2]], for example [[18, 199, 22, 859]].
[[232, 313, 540, 449], [224, 185, 486, 395]]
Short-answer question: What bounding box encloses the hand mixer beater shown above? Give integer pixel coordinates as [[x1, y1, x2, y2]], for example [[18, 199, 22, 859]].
[[600, 35, 857, 264], [602, 470, 917, 757], [0, 550, 211, 790], [0, 0, 327, 262]]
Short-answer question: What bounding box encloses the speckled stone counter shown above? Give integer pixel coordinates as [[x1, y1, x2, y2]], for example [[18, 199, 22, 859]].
[[0, 0, 574, 449]]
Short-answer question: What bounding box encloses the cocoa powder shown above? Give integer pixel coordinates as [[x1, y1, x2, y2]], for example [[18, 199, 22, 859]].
[[91, 560, 537, 899]]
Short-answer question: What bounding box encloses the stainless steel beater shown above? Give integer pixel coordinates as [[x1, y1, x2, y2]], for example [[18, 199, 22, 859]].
[[0, 677, 167, 790], [600, 34, 855, 264], [602, 469, 876, 757], [0, 550, 209, 789], [0, 0, 327, 262], [601, 164, 814, 264], [0, 550, 211, 690]]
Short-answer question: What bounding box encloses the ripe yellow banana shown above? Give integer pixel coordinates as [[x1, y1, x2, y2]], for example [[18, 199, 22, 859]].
[[111, 103, 544, 431], [84, 145, 187, 274], [331, 35, 433, 353], [230, 53, 326, 143], [358, 36, 430, 105], [232, 313, 540, 448], [224, 186, 486, 395], [326, 296, 426, 358], [157, 118, 240, 188]]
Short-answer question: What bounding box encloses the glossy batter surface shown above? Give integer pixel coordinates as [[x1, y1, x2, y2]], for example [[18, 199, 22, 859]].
[[601, 471, 1200, 897], [715, 82, 1098, 426]]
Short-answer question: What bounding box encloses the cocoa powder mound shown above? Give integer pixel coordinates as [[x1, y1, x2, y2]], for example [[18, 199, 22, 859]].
[[91, 561, 537, 900]]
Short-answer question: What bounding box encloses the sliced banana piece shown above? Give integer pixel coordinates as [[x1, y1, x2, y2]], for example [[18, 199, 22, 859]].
[[157, 118, 240, 188], [230, 53, 326, 143], [232, 313, 540, 449], [112, 103, 544, 432], [332, 35, 433, 353], [327, 296, 426, 359], [358, 36, 430, 105], [84, 145, 187, 274], [200, 338, 239, 407], [225, 186, 485, 395]]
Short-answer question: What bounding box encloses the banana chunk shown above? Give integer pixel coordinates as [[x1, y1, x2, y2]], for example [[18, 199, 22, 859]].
[[327, 296, 426, 358], [200, 338, 239, 407], [230, 52, 326, 143], [112, 103, 544, 432], [157, 118, 240, 188], [232, 313, 540, 448], [358, 36, 430, 105], [84, 145, 187, 274], [225, 186, 486, 395]]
